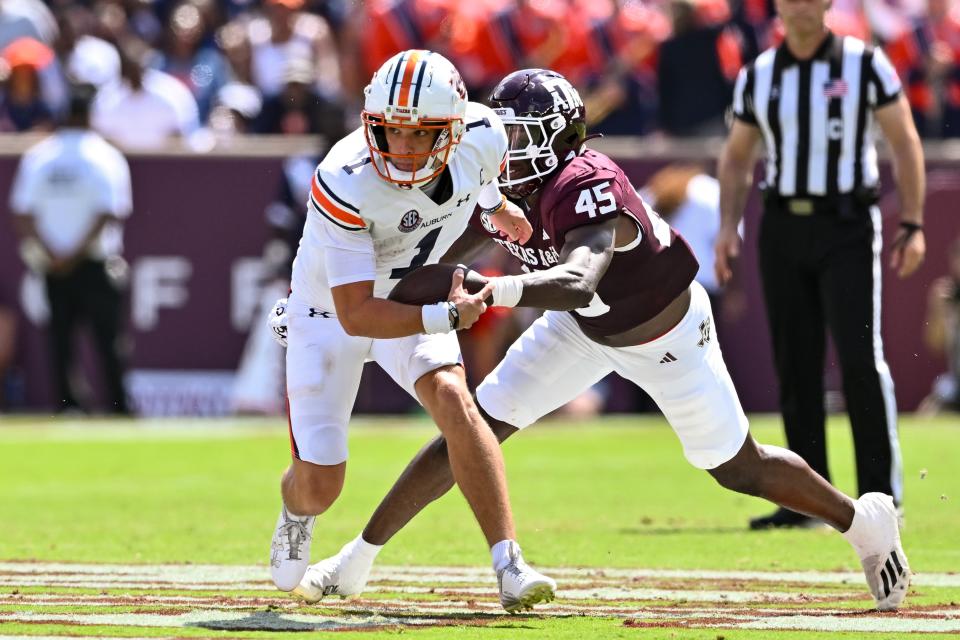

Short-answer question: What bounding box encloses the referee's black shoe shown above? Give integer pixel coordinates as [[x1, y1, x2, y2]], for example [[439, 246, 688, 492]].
[[749, 507, 821, 530]]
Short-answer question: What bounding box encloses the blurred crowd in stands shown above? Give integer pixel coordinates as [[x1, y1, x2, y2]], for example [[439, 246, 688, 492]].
[[3, 0, 960, 146]]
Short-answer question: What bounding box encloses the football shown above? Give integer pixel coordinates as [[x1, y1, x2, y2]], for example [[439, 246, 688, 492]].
[[387, 264, 489, 305]]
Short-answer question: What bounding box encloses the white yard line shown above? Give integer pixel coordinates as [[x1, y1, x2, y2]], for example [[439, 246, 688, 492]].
[[1, 562, 958, 587], [1, 562, 958, 636]]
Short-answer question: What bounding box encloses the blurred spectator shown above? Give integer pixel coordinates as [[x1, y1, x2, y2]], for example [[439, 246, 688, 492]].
[[581, 0, 670, 135], [93, 0, 135, 45], [919, 236, 960, 415], [928, 0, 960, 137], [347, 0, 456, 98], [643, 164, 725, 306], [0, 37, 55, 131], [0, 0, 58, 49], [730, 0, 776, 52], [450, 0, 569, 95], [155, 0, 231, 121], [9, 83, 133, 414], [254, 56, 345, 137], [657, 0, 745, 136], [880, 11, 935, 135], [208, 80, 261, 135], [91, 39, 199, 149], [127, 0, 165, 46], [220, 0, 340, 101], [54, 5, 122, 89]]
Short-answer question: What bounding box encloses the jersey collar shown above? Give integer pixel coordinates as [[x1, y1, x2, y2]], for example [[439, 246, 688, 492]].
[[779, 30, 836, 65]]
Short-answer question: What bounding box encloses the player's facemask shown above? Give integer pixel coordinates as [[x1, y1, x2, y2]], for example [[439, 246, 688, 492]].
[[498, 111, 568, 199], [362, 114, 463, 189]]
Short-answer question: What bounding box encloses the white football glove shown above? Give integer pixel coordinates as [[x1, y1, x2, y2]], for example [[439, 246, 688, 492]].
[[268, 297, 289, 348]]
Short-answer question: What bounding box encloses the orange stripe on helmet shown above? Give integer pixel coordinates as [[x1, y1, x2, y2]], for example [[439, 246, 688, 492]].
[[311, 179, 366, 228], [397, 50, 423, 108]]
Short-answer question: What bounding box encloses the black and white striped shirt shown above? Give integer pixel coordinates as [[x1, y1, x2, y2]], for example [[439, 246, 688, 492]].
[[732, 32, 902, 197]]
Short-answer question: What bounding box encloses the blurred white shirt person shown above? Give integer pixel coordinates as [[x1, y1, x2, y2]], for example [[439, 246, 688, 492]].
[[91, 41, 198, 150], [10, 83, 133, 414]]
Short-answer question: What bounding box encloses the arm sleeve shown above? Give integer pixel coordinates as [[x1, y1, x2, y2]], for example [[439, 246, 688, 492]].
[[869, 47, 903, 109], [308, 168, 374, 286], [477, 179, 502, 210], [479, 108, 509, 186], [9, 156, 38, 215], [731, 65, 757, 125], [317, 216, 377, 287]]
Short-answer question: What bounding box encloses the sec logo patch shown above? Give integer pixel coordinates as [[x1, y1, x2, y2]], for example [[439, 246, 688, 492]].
[[480, 212, 498, 234], [398, 210, 422, 233]]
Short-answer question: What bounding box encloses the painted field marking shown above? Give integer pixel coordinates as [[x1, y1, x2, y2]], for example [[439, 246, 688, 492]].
[[1, 563, 958, 635], [2, 563, 958, 587]]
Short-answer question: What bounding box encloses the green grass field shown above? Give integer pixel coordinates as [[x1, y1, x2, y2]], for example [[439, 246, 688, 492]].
[[1, 414, 958, 639]]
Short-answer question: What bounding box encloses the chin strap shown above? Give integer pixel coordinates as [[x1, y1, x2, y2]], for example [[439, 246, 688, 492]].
[[575, 133, 604, 154]]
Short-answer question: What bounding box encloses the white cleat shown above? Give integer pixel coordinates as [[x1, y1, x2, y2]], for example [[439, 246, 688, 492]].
[[269, 506, 315, 591], [855, 493, 911, 611], [497, 543, 557, 614], [293, 541, 374, 603]]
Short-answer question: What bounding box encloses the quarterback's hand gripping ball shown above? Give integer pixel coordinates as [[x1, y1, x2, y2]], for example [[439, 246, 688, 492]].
[[388, 264, 490, 306], [268, 297, 289, 347]]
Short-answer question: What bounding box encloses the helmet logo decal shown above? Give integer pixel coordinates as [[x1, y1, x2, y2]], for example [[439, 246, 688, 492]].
[[389, 50, 429, 109], [542, 77, 584, 113], [398, 210, 422, 233]]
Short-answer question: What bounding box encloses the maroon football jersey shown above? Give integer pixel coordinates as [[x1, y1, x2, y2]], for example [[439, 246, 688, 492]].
[[470, 149, 699, 336]]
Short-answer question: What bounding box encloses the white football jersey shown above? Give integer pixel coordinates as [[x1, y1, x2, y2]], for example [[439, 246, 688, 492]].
[[289, 101, 507, 312]]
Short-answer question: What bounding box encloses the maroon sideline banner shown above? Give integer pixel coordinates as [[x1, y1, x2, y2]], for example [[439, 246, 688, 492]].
[[1, 153, 957, 414]]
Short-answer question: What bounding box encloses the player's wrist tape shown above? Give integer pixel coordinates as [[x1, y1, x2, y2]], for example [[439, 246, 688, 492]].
[[422, 302, 456, 334], [491, 275, 523, 308], [480, 194, 507, 216]]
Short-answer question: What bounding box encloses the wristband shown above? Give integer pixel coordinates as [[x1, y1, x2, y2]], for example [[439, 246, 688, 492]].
[[480, 193, 507, 216], [447, 301, 460, 330], [422, 302, 455, 334], [491, 275, 524, 308], [893, 221, 923, 250]]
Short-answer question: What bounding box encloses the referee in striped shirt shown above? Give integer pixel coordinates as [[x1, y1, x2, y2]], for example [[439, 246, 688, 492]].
[[715, 0, 926, 529]]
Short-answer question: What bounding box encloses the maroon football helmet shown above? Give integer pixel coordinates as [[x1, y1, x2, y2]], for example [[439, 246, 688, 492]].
[[489, 69, 587, 200]]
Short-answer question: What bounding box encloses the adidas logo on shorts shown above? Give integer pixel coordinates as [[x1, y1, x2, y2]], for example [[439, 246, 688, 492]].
[[659, 352, 678, 364]]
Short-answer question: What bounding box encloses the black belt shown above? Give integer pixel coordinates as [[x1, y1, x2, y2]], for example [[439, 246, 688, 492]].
[[763, 188, 878, 219]]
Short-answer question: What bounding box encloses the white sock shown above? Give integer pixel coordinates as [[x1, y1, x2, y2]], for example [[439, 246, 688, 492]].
[[842, 498, 878, 557], [491, 539, 520, 573], [346, 534, 383, 561], [283, 503, 312, 521]]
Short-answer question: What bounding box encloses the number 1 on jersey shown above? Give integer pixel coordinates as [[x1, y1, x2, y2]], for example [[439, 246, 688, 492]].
[[390, 227, 442, 279]]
